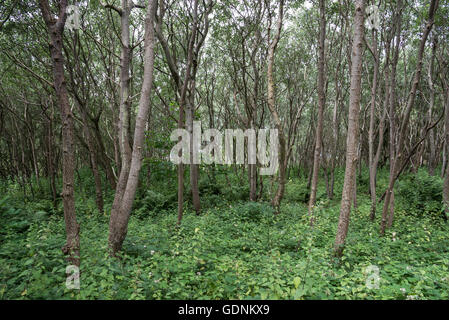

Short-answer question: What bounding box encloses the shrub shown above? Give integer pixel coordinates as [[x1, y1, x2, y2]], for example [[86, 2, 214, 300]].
[[134, 189, 173, 218], [284, 180, 310, 203], [232, 201, 274, 222], [397, 168, 444, 217]]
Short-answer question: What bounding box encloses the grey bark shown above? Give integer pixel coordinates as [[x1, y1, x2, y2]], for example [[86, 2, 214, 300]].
[[333, 0, 365, 258]]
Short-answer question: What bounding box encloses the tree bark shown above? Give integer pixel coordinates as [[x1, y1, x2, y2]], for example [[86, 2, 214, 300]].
[[367, 25, 380, 221], [333, 0, 365, 258], [308, 0, 326, 221], [39, 0, 80, 266], [106, 0, 134, 226], [108, 0, 157, 254], [443, 88, 449, 220], [185, 2, 201, 215], [267, 0, 285, 214], [427, 35, 437, 176], [386, 2, 402, 228]]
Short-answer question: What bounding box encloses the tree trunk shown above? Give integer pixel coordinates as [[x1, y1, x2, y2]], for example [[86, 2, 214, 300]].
[[45, 106, 58, 207], [443, 88, 449, 220], [329, 77, 341, 200], [92, 118, 117, 190], [186, 81, 201, 215], [384, 0, 402, 227], [107, 0, 134, 227], [427, 36, 437, 176], [78, 103, 104, 214], [380, 0, 438, 235], [368, 26, 380, 221], [267, 0, 285, 214], [308, 0, 326, 221], [39, 0, 80, 266], [155, 0, 212, 223], [333, 0, 365, 258], [108, 0, 157, 254]]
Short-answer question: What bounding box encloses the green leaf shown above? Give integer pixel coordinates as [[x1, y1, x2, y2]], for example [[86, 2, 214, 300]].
[[293, 277, 301, 289]]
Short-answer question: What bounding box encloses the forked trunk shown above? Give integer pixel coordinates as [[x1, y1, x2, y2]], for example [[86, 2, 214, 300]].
[[108, 0, 157, 254]]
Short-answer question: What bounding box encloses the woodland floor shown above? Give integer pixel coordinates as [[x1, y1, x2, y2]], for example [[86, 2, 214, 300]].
[[1, 165, 449, 299]]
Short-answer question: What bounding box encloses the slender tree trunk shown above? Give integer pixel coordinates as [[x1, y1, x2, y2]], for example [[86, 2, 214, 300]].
[[328, 16, 346, 200], [39, 0, 80, 266], [380, 0, 439, 235], [108, 0, 157, 254], [369, 53, 389, 221], [443, 89, 449, 220], [385, 1, 402, 227], [92, 119, 117, 190], [155, 0, 212, 223], [368, 27, 379, 220], [187, 81, 201, 215], [46, 111, 57, 207], [249, 4, 263, 202], [427, 35, 437, 175], [267, 0, 285, 214], [387, 190, 395, 227], [78, 104, 104, 214], [329, 80, 341, 199], [108, 0, 133, 226], [249, 161, 257, 201], [333, 0, 365, 258], [442, 138, 447, 178], [179, 0, 200, 221], [177, 161, 185, 225], [309, 0, 326, 221]]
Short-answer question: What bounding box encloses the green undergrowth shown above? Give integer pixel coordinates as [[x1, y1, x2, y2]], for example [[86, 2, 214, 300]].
[[1, 166, 448, 300]]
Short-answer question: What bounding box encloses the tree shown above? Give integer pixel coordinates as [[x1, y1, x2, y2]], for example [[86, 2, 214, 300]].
[[380, 0, 439, 235], [366, 0, 380, 221], [308, 0, 326, 221], [443, 87, 449, 220], [333, 0, 365, 258], [108, 0, 157, 255], [155, 0, 212, 223], [103, 0, 145, 244], [39, 0, 80, 266], [442, 51, 449, 221], [266, 0, 285, 214]]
